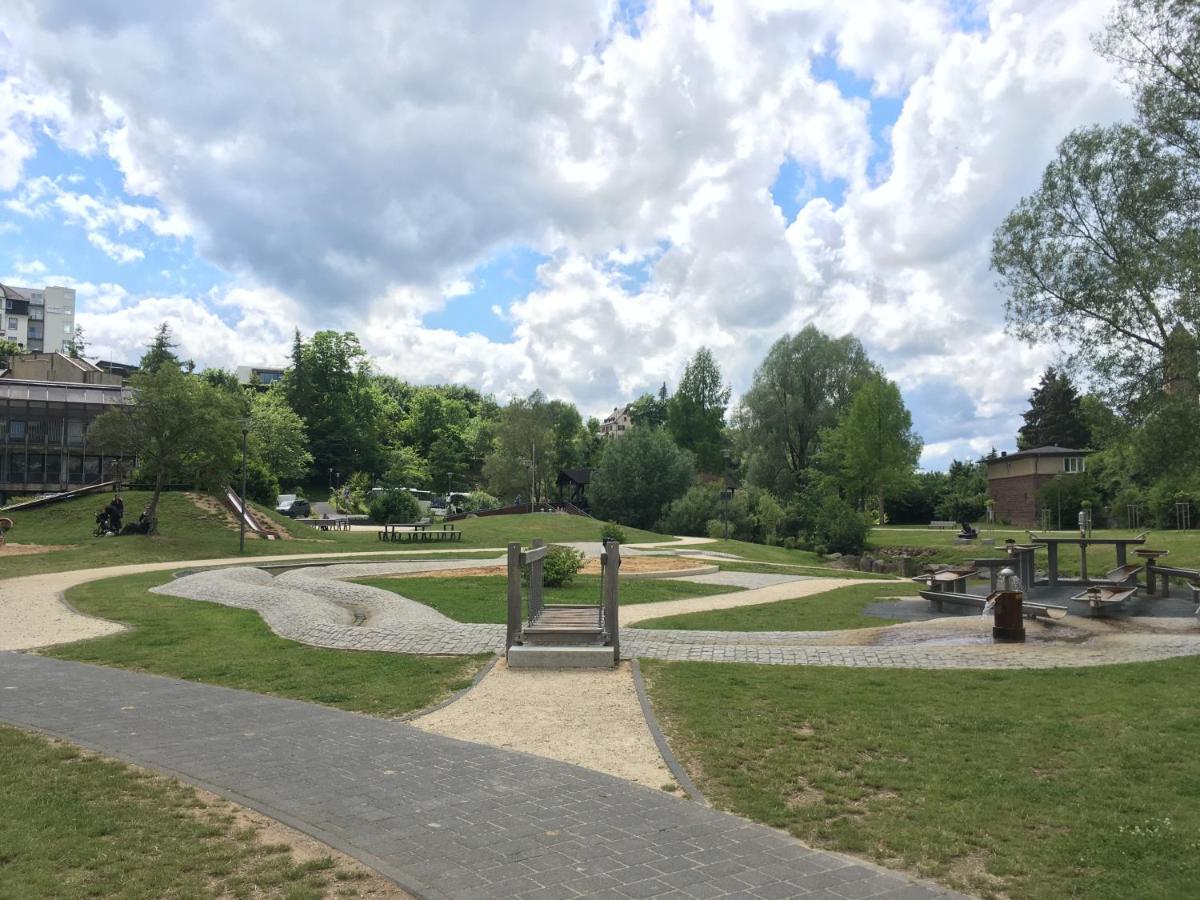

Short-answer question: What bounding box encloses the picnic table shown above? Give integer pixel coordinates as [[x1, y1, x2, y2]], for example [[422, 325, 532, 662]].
[[1027, 533, 1147, 587], [377, 521, 463, 544], [296, 516, 351, 532]]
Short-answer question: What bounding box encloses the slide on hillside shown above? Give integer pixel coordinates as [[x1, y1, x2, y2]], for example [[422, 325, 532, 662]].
[[223, 487, 282, 540]]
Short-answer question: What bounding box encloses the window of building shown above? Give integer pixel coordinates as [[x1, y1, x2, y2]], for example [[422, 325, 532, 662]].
[[6, 317, 15, 330], [66, 420, 84, 448], [64, 321, 73, 334], [1064, 457, 1085, 474], [8, 420, 25, 442], [27, 420, 45, 445]]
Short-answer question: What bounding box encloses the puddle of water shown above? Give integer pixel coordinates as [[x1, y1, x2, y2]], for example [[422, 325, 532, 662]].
[[872, 629, 1092, 647]]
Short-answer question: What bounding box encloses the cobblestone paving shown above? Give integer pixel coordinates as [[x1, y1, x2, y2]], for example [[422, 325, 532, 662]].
[[0, 654, 966, 899], [151, 564, 1200, 670]]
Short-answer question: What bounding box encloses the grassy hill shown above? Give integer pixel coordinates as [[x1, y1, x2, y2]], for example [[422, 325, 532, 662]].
[[0, 491, 672, 577]]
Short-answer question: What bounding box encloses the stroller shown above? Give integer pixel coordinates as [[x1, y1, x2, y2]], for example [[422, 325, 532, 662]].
[[94, 508, 118, 537]]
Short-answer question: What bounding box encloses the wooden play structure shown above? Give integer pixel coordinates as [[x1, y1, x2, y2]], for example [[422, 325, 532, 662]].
[[506, 538, 621, 668]]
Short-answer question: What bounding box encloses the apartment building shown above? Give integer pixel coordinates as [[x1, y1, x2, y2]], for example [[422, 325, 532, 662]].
[[1, 282, 78, 354]]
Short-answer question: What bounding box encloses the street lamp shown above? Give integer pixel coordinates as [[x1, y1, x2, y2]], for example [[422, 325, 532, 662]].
[[238, 416, 252, 554], [721, 449, 734, 539]]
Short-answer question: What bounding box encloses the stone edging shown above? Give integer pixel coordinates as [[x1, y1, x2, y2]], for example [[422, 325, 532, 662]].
[[630, 657, 707, 805], [399, 654, 500, 723]]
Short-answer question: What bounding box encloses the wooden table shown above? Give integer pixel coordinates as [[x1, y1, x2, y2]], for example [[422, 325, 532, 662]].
[[1028, 534, 1147, 586]]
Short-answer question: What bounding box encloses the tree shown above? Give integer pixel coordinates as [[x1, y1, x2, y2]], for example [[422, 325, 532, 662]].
[[381, 445, 431, 490], [991, 124, 1195, 405], [0, 338, 20, 362], [64, 324, 87, 359], [1098, 0, 1200, 168], [589, 427, 695, 530], [87, 365, 242, 529], [248, 390, 314, 484], [822, 375, 922, 520], [139, 323, 192, 374], [628, 384, 669, 429], [734, 327, 877, 496], [1017, 368, 1091, 449], [482, 391, 557, 503], [667, 348, 730, 472], [368, 488, 420, 525], [281, 330, 390, 477], [199, 367, 244, 395]]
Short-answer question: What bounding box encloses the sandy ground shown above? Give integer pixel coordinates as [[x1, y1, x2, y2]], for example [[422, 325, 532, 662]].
[[412, 659, 677, 791], [619, 576, 876, 624], [0, 543, 74, 556], [380, 555, 705, 580]]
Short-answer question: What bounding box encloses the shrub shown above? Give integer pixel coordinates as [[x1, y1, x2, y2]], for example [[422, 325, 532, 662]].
[[368, 489, 420, 525], [590, 427, 695, 529], [798, 484, 869, 555], [600, 523, 627, 543], [243, 459, 280, 506], [523, 544, 586, 587], [462, 490, 500, 512], [657, 484, 721, 537]]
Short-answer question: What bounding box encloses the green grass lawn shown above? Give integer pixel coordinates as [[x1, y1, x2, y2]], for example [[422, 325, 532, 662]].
[[46, 572, 486, 718], [642, 656, 1200, 900], [632, 583, 916, 631], [0, 493, 674, 577], [0, 726, 375, 899], [868, 524, 1200, 577], [715, 559, 895, 579], [358, 574, 744, 624]]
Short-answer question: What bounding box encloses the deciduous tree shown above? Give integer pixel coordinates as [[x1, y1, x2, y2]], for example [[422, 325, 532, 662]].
[[590, 426, 694, 530]]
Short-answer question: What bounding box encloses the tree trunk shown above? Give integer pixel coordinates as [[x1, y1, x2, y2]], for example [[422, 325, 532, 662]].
[[878, 492, 886, 526], [147, 468, 166, 534]]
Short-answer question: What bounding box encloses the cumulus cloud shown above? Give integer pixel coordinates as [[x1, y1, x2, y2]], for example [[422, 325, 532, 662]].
[[0, 0, 1134, 468]]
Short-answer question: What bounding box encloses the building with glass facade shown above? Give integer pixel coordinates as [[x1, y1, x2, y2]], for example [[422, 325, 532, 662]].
[[0, 353, 133, 504]]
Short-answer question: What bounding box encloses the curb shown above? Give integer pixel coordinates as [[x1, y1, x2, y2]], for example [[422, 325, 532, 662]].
[[400, 655, 499, 722], [630, 657, 707, 805], [622, 565, 720, 580]]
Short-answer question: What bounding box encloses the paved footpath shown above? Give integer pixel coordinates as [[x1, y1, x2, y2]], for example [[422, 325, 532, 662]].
[[0, 654, 963, 900]]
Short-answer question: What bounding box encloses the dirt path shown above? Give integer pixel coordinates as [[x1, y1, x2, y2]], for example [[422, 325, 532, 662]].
[[412, 660, 677, 791]]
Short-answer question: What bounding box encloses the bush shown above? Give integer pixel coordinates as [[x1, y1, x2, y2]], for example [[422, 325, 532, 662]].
[[600, 523, 627, 543], [523, 544, 586, 587], [243, 459, 280, 506], [368, 489, 420, 524], [590, 427, 695, 530], [657, 485, 721, 537], [798, 484, 869, 555], [462, 490, 500, 512]]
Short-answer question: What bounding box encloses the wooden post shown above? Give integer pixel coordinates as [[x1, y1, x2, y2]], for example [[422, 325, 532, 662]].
[[530, 538, 544, 621], [1045, 543, 1058, 587], [1078, 541, 1088, 583], [506, 541, 522, 652], [1115, 542, 1127, 569], [603, 539, 620, 663]]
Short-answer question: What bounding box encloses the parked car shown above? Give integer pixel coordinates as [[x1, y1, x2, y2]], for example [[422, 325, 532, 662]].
[[275, 495, 310, 518]]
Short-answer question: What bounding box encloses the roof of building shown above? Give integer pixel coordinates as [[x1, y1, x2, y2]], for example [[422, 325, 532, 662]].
[[987, 445, 1088, 462], [557, 467, 592, 486], [0, 378, 134, 405], [0, 282, 26, 302]]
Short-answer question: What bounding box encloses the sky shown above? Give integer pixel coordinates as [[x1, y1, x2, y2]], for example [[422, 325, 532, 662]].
[[0, 0, 1131, 469]]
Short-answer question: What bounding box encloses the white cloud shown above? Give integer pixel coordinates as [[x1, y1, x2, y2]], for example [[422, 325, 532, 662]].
[[87, 232, 144, 263], [0, 0, 1135, 460]]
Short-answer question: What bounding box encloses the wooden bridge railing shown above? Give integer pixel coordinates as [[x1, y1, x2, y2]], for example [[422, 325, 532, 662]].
[[506, 538, 548, 651], [601, 538, 620, 662]]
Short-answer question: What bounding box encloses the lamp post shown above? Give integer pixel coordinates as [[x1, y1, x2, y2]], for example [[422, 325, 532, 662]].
[[238, 416, 252, 554], [721, 448, 732, 540]]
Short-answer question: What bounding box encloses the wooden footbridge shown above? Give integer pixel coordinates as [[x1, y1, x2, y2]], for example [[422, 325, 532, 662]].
[[505, 538, 621, 668]]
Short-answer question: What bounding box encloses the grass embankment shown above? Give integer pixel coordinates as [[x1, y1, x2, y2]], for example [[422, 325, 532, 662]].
[[632, 583, 916, 631], [868, 525, 1200, 577], [359, 574, 743, 624], [0, 493, 673, 577], [643, 656, 1200, 900], [47, 572, 485, 718], [0, 727, 380, 899]]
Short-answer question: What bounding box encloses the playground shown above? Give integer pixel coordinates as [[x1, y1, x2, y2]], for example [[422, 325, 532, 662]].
[[3, 494, 1200, 898]]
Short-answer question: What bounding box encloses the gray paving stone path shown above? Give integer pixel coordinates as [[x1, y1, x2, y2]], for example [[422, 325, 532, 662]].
[[153, 565, 1200, 670], [0, 653, 964, 900], [669, 572, 811, 589]]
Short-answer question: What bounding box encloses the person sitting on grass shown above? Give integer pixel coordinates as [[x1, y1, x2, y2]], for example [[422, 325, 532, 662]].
[[105, 496, 124, 534]]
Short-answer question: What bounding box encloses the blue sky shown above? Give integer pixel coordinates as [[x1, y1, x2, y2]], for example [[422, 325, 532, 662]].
[[0, 0, 1128, 471]]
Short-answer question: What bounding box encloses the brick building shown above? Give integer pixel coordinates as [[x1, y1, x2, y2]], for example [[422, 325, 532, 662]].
[[985, 446, 1088, 526]]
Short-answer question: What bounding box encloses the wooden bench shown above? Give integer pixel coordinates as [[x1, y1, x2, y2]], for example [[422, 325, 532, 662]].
[[928, 520, 957, 529], [377, 522, 462, 543]]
